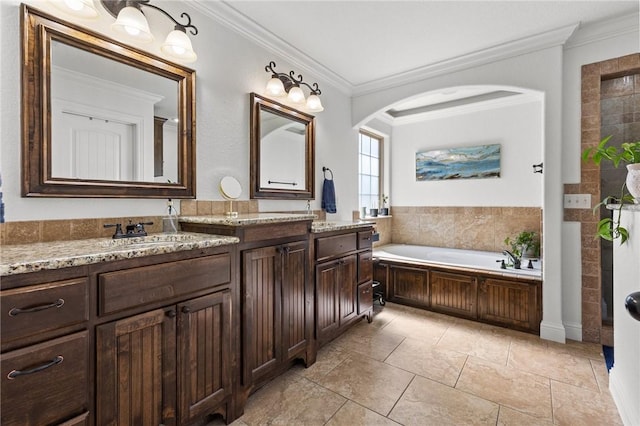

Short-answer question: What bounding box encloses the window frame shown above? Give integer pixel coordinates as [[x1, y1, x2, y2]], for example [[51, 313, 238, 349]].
[[358, 129, 384, 211]]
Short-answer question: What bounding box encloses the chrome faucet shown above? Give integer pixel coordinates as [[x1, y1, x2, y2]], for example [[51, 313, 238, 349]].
[[502, 250, 521, 269]]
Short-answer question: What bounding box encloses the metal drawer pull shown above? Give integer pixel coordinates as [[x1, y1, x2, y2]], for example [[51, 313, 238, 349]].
[[7, 355, 63, 379], [8, 299, 65, 316]]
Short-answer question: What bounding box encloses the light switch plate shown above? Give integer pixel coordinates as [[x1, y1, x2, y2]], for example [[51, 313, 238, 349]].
[[564, 194, 592, 209]]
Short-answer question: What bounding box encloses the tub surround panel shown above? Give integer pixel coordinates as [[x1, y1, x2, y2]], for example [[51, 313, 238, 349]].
[[390, 206, 542, 253]]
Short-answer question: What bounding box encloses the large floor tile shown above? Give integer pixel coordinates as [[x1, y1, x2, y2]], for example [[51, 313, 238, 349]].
[[381, 311, 452, 344], [331, 324, 405, 361], [590, 358, 610, 393], [551, 379, 623, 425], [237, 370, 346, 425], [389, 375, 499, 425], [456, 357, 552, 421], [496, 406, 553, 426], [325, 401, 400, 426], [508, 341, 599, 391], [437, 321, 511, 365], [315, 354, 414, 416], [385, 337, 467, 386], [294, 342, 351, 383]]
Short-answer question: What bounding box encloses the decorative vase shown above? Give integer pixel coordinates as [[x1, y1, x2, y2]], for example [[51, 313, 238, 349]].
[[369, 208, 378, 217], [626, 164, 640, 202], [380, 207, 389, 216]]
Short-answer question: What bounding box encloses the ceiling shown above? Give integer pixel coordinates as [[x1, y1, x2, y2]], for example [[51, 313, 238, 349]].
[[194, 0, 638, 119]]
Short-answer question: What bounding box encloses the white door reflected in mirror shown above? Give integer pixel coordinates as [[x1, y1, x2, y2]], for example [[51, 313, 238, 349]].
[[220, 176, 242, 217]]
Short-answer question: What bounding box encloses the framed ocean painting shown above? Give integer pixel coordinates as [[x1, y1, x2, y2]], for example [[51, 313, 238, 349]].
[[416, 144, 501, 181]]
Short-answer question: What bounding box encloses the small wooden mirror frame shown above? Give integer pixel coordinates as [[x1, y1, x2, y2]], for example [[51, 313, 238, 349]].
[[21, 5, 196, 198], [250, 93, 315, 200]]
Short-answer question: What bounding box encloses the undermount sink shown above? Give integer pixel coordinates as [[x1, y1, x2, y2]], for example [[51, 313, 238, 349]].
[[98, 233, 202, 248]]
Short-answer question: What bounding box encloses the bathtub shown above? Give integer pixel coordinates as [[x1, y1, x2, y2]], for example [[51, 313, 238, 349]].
[[373, 244, 542, 279]]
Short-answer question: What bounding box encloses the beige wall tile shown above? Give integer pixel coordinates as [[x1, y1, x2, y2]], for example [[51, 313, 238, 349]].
[[42, 220, 72, 242], [5, 221, 41, 245]]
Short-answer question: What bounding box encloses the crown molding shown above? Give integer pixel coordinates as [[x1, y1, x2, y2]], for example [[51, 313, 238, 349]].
[[190, 0, 353, 95], [352, 23, 578, 97], [564, 12, 639, 50], [189, 1, 635, 100]]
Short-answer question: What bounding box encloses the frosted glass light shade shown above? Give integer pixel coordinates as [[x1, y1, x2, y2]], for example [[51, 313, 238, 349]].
[[52, 0, 98, 18], [265, 77, 286, 97], [111, 6, 154, 43], [287, 86, 305, 104], [306, 94, 324, 112], [161, 29, 197, 63]]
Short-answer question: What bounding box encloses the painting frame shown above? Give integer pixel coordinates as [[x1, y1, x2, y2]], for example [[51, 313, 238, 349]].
[[415, 143, 501, 181]]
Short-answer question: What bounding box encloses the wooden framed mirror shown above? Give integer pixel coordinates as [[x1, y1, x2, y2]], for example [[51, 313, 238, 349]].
[[250, 93, 315, 200], [21, 5, 196, 198]]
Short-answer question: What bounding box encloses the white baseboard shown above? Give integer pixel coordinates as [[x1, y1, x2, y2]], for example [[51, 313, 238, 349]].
[[609, 367, 638, 426], [563, 322, 582, 341], [539, 320, 566, 343]]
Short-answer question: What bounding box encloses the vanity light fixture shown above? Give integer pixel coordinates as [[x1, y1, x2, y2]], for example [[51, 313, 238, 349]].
[[54, 0, 199, 63], [264, 61, 324, 113], [102, 0, 198, 63]]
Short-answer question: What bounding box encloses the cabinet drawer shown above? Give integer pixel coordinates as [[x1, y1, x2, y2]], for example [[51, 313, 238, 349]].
[[357, 230, 373, 249], [357, 282, 373, 314], [1, 278, 88, 346], [1, 331, 89, 425], [358, 251, 373, 283], [99, 253, 231, 315], [316, 233, 357, 260]]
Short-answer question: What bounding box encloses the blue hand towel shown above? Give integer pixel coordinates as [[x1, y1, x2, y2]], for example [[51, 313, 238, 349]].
[[322, 178, 337, 213]]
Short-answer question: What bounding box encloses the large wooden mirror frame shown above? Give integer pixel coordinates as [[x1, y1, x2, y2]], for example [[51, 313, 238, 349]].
[[21, 5, 196, 198], [250, 93, 315, 200]]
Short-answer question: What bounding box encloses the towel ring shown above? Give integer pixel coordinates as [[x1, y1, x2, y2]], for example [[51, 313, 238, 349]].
[[322, 167, 334, 180]]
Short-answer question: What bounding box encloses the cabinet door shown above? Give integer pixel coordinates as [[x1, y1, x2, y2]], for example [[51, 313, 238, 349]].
[[96, 308, 177, 426], [281, 241, 309, 360], [338, 254, 358, 325], [177, 291, 232, 424], [243, 246, 281, 384], [478, 278, 540, 332], [315, 260, 340, 341], [430, 271, 477, 319], [390, 266, 428, 306]]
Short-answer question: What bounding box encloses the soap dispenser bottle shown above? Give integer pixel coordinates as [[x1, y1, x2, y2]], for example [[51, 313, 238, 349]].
[[163, 198, 178, 233]]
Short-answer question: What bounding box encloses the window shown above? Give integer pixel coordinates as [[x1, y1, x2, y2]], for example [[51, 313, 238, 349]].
[[358, 130, 383, 211]]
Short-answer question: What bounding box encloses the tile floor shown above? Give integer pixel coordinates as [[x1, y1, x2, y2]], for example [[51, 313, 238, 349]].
[[226, 303, 622, 426]]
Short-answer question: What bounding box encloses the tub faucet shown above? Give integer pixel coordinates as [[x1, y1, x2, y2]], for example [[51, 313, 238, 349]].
[[502, 250, 521, 269]]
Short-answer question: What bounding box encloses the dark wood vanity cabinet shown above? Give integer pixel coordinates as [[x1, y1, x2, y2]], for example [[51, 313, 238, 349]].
[[94, 249, 236, 426], [180, 220, 314, 415], [96, 290, 232, 426], [1, 245, 237, 426], [314, 227, 374, 346], [242, 240, 310, 385]]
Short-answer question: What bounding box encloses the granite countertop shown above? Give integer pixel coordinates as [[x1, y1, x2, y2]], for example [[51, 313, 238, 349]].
[[0, 232, 239, 276], [311, 221, 374, 233], [179, 212, 317, 226]]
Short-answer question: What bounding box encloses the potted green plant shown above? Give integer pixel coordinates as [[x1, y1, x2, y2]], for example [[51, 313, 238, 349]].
[[582, 136, 640, 244], [504, 231, 540, 261], [380, 194, 389, 216]]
